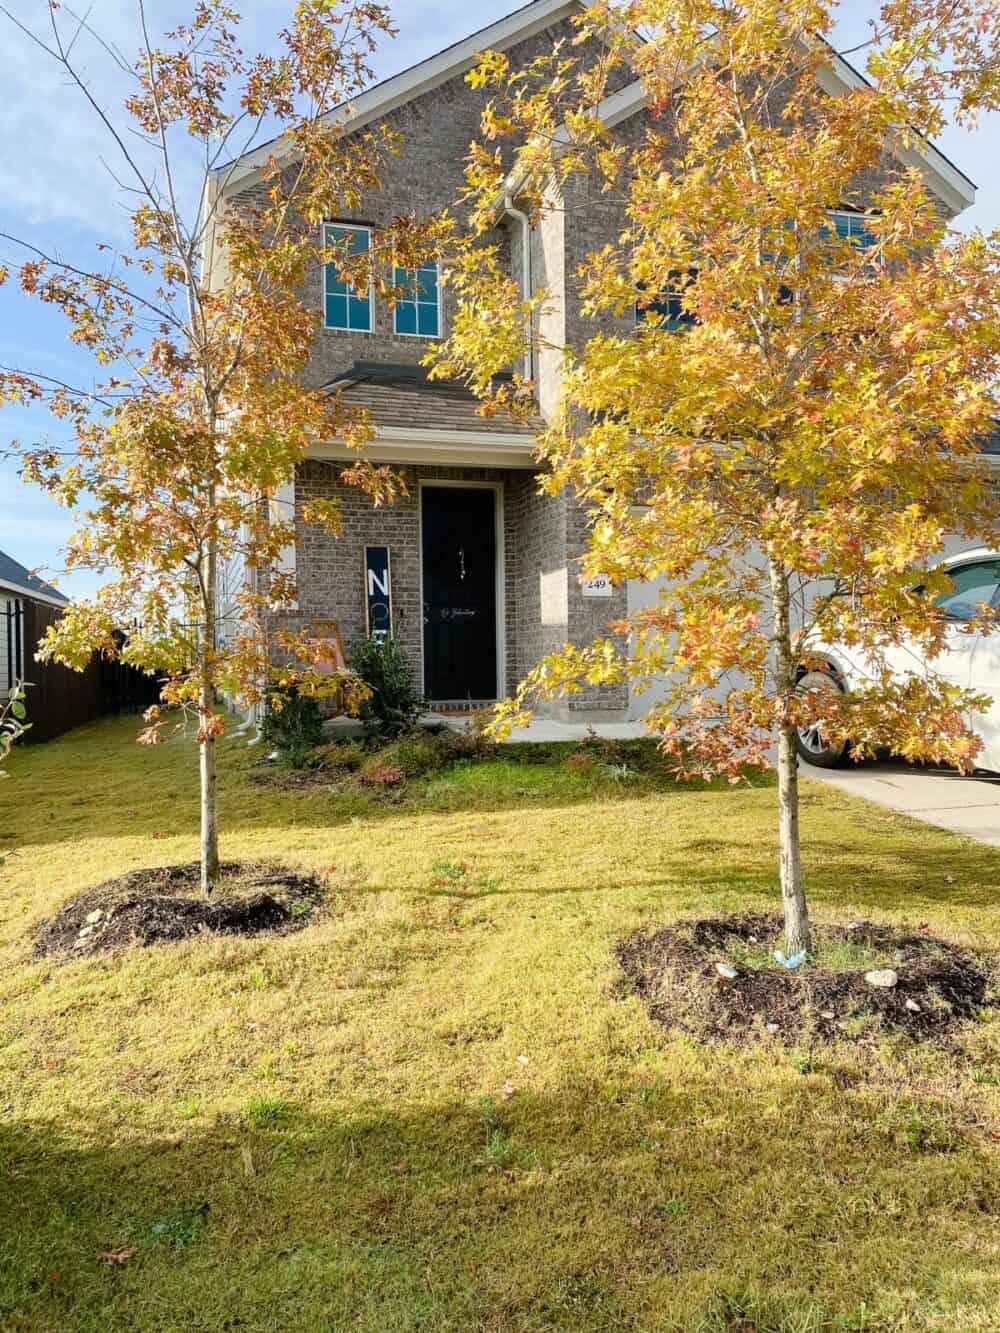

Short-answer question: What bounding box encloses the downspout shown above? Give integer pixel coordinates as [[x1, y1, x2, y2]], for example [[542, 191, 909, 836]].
[[503, 194, 533, 382]]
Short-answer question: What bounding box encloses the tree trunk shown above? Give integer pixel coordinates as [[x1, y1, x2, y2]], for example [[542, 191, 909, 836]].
[[776, 716, 810, 955], [200, 532, 220, 897], [768, 556, 812, 957]]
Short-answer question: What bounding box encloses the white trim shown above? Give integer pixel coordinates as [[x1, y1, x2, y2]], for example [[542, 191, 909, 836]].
[[269, 477, 299, 611], [502, 196, 533, 379], [813, 54, 975, 214], [322, 421, 541, 447], [321, 221, 375, 332], [309, 436, 538, 469], [418, 479, 506, 701], [0, 577, 68, 609], [213, 0, 584, 198], [379, 425, 535, 447], [393, 259, 443, 339], [502, 58, 975, 218]]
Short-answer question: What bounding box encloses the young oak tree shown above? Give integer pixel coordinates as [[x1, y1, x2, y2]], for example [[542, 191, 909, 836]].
[[431, 0, 1000, 954], [0, 0, 419, 895]]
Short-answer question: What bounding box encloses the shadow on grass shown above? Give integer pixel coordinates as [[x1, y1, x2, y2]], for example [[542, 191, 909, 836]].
[[1, 1073, 995, 1332]]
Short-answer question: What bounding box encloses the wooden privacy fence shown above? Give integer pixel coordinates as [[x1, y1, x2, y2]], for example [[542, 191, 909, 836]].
[[4, 598, 161, 744]]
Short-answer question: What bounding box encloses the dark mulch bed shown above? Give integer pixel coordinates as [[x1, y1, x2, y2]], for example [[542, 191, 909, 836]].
[[616, 912, 994, 1045], [34, 861, 324, 961]]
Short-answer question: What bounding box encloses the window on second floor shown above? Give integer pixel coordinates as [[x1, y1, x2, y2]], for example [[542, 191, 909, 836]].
[[824, 209, 878, 253], [394, 261, 441, 338], [323, 223, 372, 332], [636, 270, 698, 332]]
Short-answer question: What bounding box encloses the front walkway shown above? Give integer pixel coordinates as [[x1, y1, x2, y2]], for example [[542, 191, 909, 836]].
[[323, 713, 649, 742], [502, 718, 649, 743], [801, 757, 1000, 848]]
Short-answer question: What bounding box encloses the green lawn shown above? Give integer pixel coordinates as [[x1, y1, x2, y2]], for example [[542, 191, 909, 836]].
[[1, 715, 998, 1332]]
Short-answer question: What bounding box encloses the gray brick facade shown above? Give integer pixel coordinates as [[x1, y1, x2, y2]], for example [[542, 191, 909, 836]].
[[271, 460, 627, 715], [222, 0, 971, 720], [232, 6, 633, 716]]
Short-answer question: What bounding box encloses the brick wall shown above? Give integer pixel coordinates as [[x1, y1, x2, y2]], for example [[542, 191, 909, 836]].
[[270, 460, 629, 715], [229, 16, 607, 393], [274, 460, 538, 701]]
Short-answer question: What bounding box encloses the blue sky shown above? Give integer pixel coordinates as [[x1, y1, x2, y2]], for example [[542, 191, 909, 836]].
[[1, 0, 997, 600]]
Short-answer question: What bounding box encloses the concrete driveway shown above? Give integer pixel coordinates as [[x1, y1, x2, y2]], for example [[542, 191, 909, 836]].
[[801, 757, 1000, 847]]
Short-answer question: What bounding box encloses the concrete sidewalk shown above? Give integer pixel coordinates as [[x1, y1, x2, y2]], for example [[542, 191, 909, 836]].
[[503, 719, 649, 743], [801, 758, 1000, 847]]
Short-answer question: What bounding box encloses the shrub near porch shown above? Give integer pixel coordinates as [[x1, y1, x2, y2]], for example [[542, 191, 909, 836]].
[[0, 715, 998, 1331]]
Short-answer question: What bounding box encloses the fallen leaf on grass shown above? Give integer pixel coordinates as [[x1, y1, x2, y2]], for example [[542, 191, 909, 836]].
[[97, 1247, 137, 1266]]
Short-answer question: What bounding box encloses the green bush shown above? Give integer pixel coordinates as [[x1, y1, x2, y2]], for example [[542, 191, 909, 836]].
[[436, 725, 496, 763], [311, 739, 367, 772], [367, 727, 497, 781], [350, 635, 423, 737], [260, 688, 325, 767], [380, 730, 445, 778]]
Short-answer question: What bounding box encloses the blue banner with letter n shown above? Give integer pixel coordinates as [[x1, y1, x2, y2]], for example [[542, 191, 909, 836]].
[[364, 545, 392, 642]]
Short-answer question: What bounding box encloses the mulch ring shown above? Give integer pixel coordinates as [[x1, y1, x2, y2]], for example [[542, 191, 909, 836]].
[[34, 861, 325, 962], [616, 912, 995, 1045]]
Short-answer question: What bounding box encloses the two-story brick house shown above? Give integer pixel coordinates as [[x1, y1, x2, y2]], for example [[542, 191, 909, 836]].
[[208, 0, 978, 722]]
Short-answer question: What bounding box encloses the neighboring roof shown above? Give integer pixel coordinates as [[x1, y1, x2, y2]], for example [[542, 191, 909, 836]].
[[326, 362, 544, 439], [213, 0, 585, 195], [0, 550, 69, 607], [979, 422, 1000, 456]]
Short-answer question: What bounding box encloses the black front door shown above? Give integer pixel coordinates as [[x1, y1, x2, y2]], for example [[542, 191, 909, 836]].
[[422, 486, 497, 701]]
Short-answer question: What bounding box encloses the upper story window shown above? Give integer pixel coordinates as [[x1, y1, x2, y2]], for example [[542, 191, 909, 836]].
[[636, 270, 697, 332], [394, 261, 441, 338], [824, 209, 878, 252], [323, 223, 372, 332]]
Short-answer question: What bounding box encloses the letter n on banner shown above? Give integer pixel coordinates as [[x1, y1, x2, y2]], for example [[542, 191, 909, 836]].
[[364, 545, 392, 642]]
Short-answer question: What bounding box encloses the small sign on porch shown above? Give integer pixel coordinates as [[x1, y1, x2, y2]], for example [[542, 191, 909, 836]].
[[364, 545, 393, 641], [581, 574, 614, 598]]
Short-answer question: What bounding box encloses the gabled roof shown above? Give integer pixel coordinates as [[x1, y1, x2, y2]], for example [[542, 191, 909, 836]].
[[214, 0, 586, 196], [814, 41, 975, 214], [212, 0, 975, 217], [0, 549, 69, 607], [525, 55, 975, 216]]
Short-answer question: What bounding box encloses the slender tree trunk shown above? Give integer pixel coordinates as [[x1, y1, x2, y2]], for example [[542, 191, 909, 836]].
[[200, 529, 220, 897], [768, 556, 812, 957]]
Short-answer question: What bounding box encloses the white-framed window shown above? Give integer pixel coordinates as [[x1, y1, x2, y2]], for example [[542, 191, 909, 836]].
[[393, 260, 441, 338], [323, 223, 372, 332], [825, 209, 878, 252]]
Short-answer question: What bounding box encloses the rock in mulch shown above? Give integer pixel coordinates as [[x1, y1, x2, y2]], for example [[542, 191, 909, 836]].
[[864, 968, 899, 988], [615, 912, 994, 1046], [34, 861, 324, 962]]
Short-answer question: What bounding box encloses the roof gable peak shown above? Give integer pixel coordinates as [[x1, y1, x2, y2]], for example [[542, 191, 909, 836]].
[[214, 0, 586, 194]]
